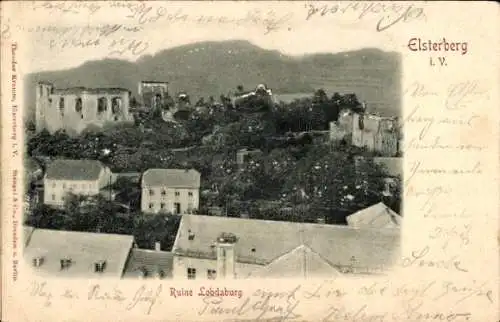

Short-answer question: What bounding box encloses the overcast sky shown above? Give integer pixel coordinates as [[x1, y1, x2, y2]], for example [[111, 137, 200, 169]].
[[6, 1, 433, 73]]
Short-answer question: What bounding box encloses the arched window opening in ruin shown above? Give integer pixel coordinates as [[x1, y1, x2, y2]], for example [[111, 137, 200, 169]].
[[59, 97, 65, 116], [97, 97, 108, 114], [153, 94, 162, 110], [75, 97, 83, 113], [111, 97, 122, 114]]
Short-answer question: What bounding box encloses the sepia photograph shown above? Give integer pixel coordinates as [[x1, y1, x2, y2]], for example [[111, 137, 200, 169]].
[[23, 37, 403, 280], [3, 1, 497, 321]]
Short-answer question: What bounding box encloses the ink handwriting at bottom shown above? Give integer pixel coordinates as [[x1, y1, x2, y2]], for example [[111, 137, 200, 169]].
[[30, 281, 53, 307], [322, 305, 386, 322], [433, 281, 493, 305], [88, 284, 126, 302], [125, 284, 163, 315], [400, 246, 468, 272], [198, 286, 302, 320], [404, 300, 472, 321]]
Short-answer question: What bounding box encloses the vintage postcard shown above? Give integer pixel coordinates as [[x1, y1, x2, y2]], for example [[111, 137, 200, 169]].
[[1, 1, 498, 321]]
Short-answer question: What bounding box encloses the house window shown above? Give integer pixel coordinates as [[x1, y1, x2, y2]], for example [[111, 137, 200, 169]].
[[207, 269, 217, 280], [175, 191, 180, 197], [62, 183, 67, 189], [187, 268, 196, 280], [149, 203, 154, 209], [51, 194, 55, 201], [160, 203, 166, 209], [188, 191, 193, 197], [161, 190, 166, 196], [60, 258, 72, 270], [149, 189, 155, 196], [174, 202, 181, 214], [94, 260, 107, 273]]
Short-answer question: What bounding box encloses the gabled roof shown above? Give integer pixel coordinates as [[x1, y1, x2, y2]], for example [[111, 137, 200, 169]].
[[24, 229, 134, 278], [123, 249, 173, 279], [347, 202, 402, 229], [45, 159, 106, 181], [142, 169, 201, 188], [250, 245, 342, 279], [172, 215, 400, 273]]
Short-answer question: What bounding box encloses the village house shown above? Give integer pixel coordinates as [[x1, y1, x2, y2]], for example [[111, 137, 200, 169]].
[[24, 228, 135, 278], [141, 169, 201, 214], [346, 202, 402, 229], [171, 214, 400, 280], [43, 159, 115, 207], [35, 82, 133, 136], [23, 227, 174, 279]]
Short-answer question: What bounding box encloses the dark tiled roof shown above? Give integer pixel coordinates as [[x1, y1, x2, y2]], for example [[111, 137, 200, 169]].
[[45, 159, 106, 180], [123, 249, 173, 279], [142, 169, 201, 188], [173, 215, 400, 270]]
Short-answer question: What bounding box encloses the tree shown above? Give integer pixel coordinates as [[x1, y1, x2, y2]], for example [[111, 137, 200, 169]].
[[112, 176, 141, 210], [132, 214, 181, 250]]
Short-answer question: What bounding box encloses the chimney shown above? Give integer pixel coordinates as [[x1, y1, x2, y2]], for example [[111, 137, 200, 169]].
[[216, 232, 238, 279], [155, 241, 161, 251]]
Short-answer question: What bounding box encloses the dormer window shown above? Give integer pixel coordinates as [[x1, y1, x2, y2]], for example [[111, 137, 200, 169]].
[[188, 229, 195, 241], [60, 258, 72, 270], [94, 260, 107, 273], [33, 256, 44, 267]]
